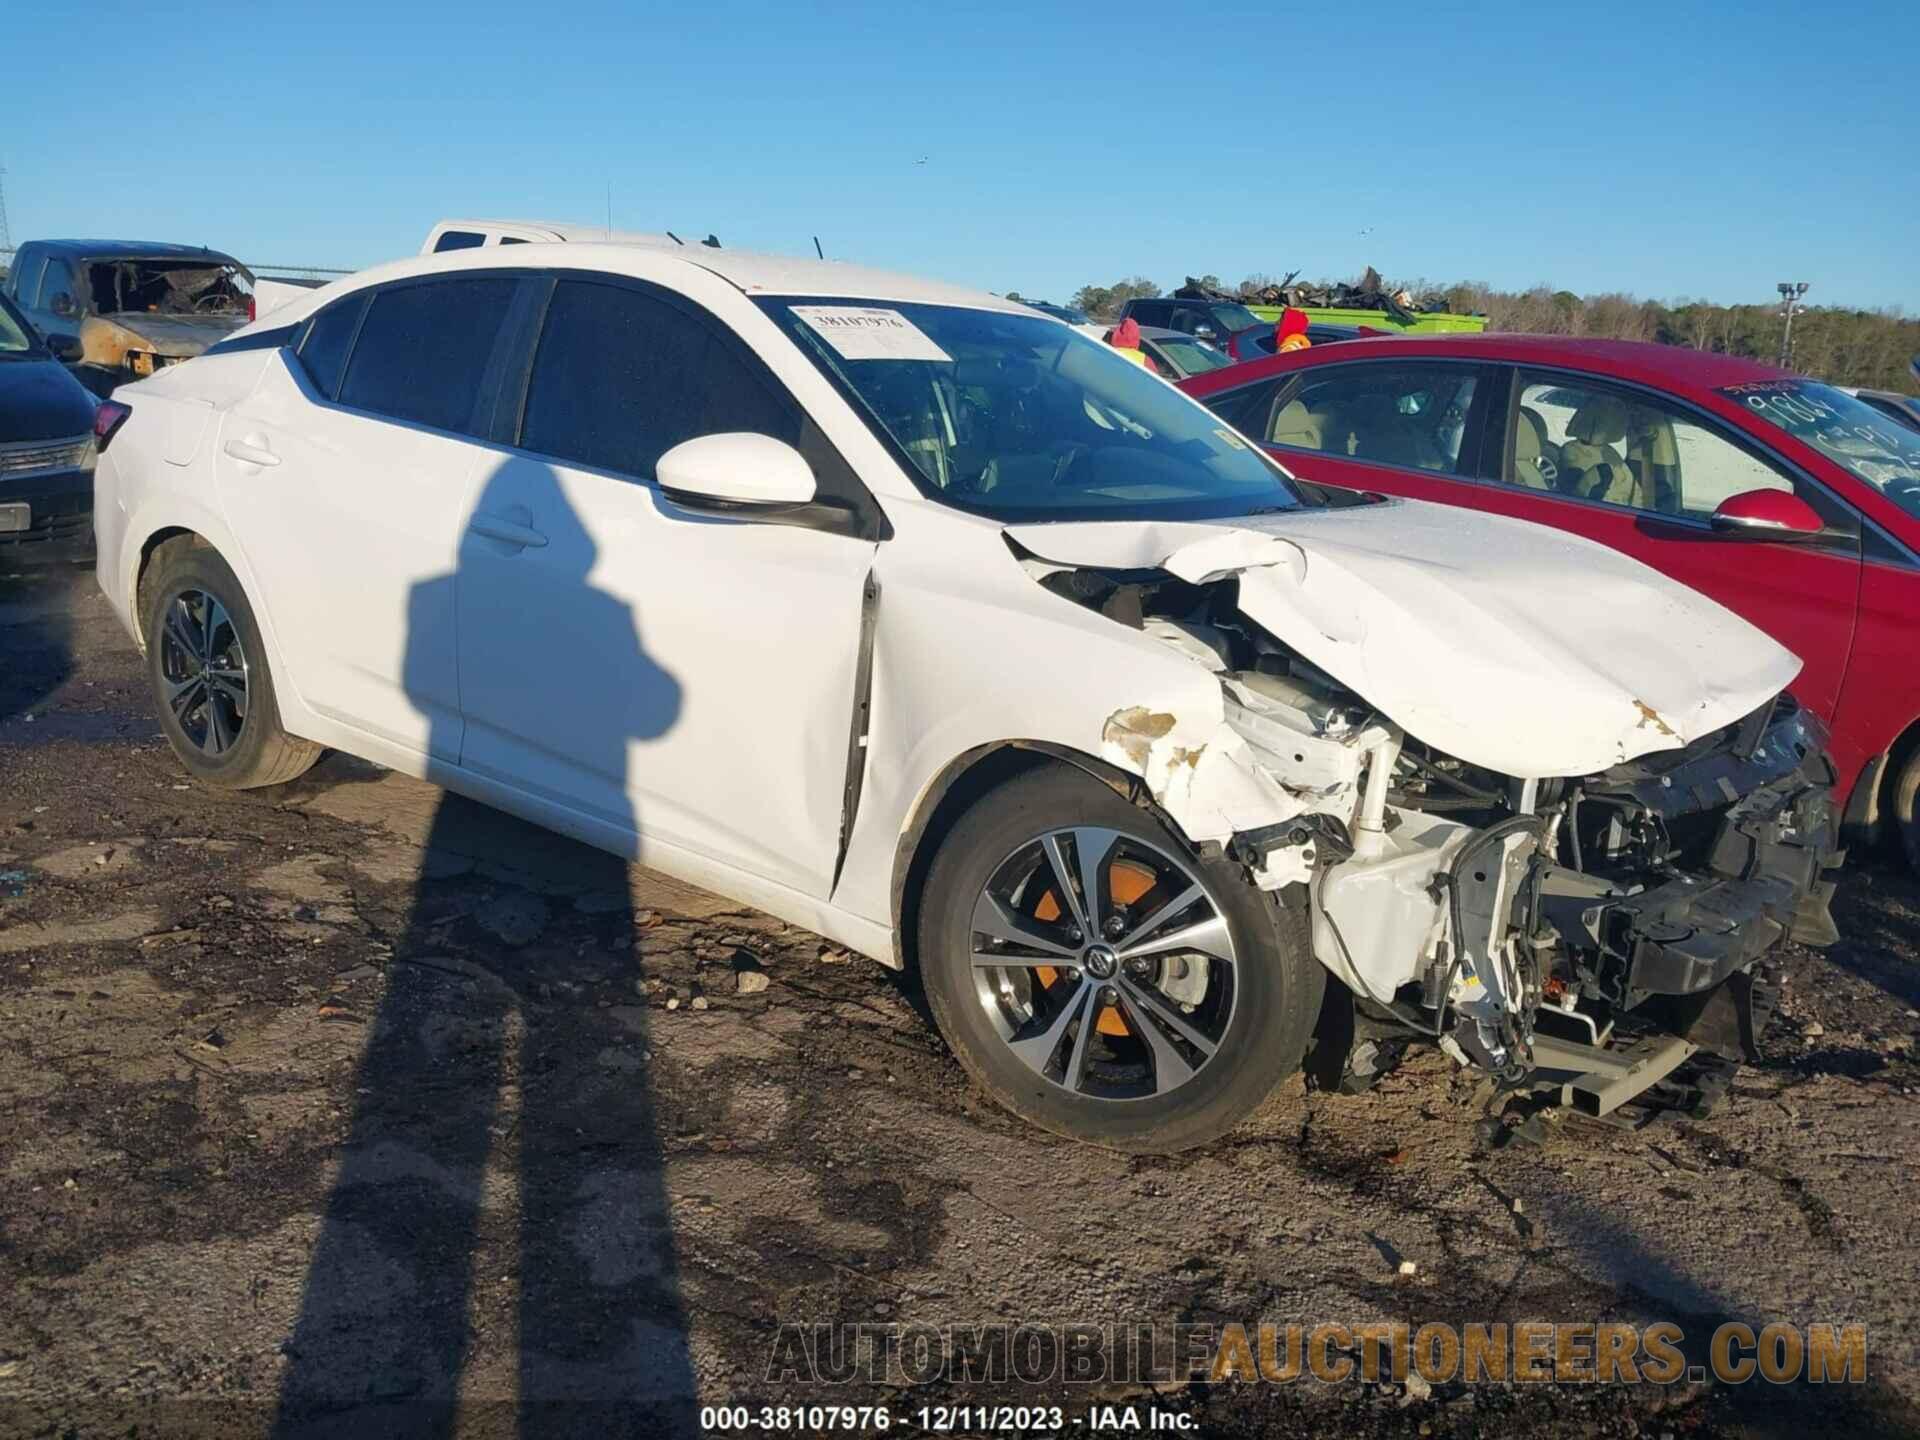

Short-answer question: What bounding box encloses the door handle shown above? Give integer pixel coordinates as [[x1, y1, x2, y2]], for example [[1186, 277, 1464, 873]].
[[223, 434, 281, 468], [468, 512, 548, 549]]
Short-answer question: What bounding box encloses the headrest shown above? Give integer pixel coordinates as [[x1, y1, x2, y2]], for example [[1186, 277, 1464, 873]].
[[1568, 397, 1631, 444]]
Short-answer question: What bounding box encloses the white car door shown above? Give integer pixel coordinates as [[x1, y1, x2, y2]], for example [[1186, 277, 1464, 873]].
[[453, 276, 880, 897], [215, 275, 524, 761]]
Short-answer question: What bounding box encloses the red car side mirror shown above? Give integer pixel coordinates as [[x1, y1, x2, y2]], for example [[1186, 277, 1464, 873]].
[[1709, 489, 1825, 540]]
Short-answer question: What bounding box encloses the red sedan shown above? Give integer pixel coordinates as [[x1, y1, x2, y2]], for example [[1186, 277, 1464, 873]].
[[1179, 335, 1920, 867]]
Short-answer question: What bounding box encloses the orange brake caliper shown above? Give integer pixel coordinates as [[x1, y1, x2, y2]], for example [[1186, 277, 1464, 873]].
[[1032, 859, 1156, 1037]]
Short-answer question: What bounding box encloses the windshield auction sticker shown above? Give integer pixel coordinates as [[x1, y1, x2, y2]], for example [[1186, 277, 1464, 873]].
[[793, 306, 953, 363]]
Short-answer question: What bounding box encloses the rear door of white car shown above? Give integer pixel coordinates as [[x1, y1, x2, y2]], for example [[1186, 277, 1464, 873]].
[[452, 273, 881, 897], [215, 274, 527, 761]]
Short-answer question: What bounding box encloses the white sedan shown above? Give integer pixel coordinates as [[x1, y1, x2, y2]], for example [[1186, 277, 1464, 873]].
[[90, 239, 1835, 1151]]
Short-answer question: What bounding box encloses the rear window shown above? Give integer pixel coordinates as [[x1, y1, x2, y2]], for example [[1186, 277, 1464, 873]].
[[338, 278, 517, 434], [519, 279, 797, 478], [294, 292, 370, 400]]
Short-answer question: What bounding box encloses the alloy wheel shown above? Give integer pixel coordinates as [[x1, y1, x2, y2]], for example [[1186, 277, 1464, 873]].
[[158, 588, 249, 757], [969, 827, 1239, 1102]]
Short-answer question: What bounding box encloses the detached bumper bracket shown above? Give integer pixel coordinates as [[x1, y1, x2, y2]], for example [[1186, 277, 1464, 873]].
[[1527, 1033, 1698, 1117]]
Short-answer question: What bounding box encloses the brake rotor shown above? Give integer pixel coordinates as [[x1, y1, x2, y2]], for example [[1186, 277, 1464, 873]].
[[1031, 858, 1158, 1037]]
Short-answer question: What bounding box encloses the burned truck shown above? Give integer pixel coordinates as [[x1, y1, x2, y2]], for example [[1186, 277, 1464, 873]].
[[3, 240, 255, 397]]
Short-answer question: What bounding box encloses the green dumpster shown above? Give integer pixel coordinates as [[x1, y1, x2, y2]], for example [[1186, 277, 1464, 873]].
[[1245, 305, 1488, 335]]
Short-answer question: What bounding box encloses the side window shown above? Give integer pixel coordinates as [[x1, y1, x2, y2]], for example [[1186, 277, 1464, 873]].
[[8, 253, 45, 306], [519, 279, 799, 479], [294, 291, 371, 400], [39, 259, 78, 314], [432, 230, 486, 253], [337, 278, 517, 434], [1269, 363, 1481, 474], [1507, 374, 1794, 515], [1201, 378, 1283, 436]]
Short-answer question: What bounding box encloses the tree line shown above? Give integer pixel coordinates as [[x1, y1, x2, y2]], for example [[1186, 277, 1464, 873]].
[[1059, 274, 1919, 395]]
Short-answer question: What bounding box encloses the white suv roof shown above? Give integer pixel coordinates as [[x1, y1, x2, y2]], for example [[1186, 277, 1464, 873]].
[[397, 223, 1028, 312]]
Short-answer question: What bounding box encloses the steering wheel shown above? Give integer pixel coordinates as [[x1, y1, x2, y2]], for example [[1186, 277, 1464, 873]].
[[194, 293, 233, 314]]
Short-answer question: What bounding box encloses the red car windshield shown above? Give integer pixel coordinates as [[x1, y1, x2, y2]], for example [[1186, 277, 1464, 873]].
[[1721, 379, 1920, 521]]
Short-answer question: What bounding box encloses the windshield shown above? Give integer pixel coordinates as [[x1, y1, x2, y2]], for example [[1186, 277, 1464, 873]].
[[1720, 379, 1920, 521], [0, 294, 36, 355], [1158, 336, 1232, 375], [1209, 304, 1265, 334], [760, 298, 1300, 520], [84, 258, 253, 317]]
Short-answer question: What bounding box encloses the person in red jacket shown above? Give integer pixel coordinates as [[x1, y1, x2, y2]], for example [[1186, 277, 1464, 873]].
[[1275, 308, 1312, 353], [1105, 316, 1152, 368]]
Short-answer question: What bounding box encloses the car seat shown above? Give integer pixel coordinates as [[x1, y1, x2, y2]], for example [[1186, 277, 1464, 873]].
[[1512, 405, 1563, 490], [1563, 397, 1646, 506], [1626, 417, 1681, 512], [1270, 399, 1325, 451]]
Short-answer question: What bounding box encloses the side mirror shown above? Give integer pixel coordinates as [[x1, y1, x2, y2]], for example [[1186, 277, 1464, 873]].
[[1709, 488, 1825, 540], [658, 432, 817, 512], [47, 333, 84, 363], [49, 293, 77, 318]]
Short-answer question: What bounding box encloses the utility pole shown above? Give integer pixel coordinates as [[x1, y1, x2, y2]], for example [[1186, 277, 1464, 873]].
[[0, 163, 12, 255], [1776, 281, 1809, 370]]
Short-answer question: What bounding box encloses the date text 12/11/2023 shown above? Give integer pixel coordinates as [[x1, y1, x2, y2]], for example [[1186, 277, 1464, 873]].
[[698, 1403, 1196, 1433]]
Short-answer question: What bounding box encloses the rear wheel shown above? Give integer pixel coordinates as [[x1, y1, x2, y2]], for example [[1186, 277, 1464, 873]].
[[143, 541, 320, 789], [919, 765, 1323, 1153]]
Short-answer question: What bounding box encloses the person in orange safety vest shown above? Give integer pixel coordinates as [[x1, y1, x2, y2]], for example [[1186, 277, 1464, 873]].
[[1275, 308, 1312, 353]]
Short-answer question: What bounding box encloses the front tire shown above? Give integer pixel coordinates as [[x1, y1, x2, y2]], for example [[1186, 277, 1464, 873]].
[[1894, 746, 1920, 875], [143, 540, 320, 789], [919, 765, 1323, 1153]]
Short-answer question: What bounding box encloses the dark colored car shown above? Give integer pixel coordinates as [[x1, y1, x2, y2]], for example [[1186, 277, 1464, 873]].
[[1116, 296, 1270, 360], [1237, 320, 1395, 357], [1179, 334, 1920, 869], [4, 240, 256, 398], [0, 289, 100, 560], [1850, 387, 1920, 434], [1018, 299, 1095, 326]]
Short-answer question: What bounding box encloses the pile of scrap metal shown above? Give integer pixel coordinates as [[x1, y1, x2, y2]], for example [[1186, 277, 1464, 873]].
[[1175, 266, 1455, 324]]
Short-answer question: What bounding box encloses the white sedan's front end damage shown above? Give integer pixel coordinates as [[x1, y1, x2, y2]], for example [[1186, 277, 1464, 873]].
[[1009, 498, 1840, 1099]]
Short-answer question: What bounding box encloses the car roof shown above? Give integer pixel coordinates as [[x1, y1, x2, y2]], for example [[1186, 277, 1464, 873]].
[[26, 240, 242, 264], [1187, 331, 1792, 393], [1137, 326, 1196, 341], [319, 239, 1034, 315], [429, 218, 685, 249]]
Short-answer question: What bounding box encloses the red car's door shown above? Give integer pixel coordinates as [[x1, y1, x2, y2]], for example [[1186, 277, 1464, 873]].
[[1226, 361, 1862, 723]]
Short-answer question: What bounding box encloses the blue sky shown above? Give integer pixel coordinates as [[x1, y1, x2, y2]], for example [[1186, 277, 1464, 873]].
[[7, 0, 1916, 310]]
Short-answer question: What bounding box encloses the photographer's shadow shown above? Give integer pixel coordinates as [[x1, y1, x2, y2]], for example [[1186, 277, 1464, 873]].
[[274, 460, 695, 1436]]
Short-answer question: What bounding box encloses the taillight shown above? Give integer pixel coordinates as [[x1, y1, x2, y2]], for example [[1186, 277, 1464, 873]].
[[94, 401, 131, 452], [246, 296, 257, 323]]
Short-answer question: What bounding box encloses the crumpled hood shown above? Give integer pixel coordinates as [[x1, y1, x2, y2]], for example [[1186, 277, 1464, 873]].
[[1006, 498, 1801, 779], [81, 311, 245, 356]]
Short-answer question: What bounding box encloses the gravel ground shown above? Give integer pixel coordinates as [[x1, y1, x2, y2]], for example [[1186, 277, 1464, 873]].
[[1, 563, 1917, 1439]]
